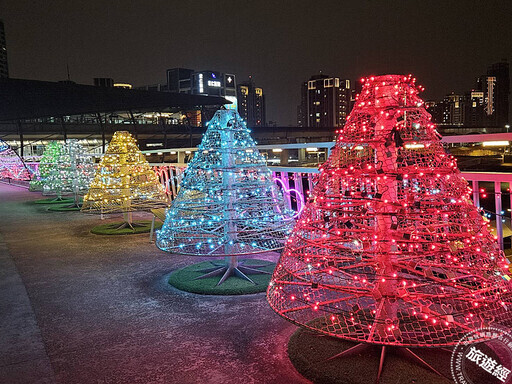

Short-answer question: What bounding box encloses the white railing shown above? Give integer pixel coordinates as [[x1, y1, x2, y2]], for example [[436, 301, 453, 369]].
[[142, 132, 512, 158], [149, 163, 512, 251]]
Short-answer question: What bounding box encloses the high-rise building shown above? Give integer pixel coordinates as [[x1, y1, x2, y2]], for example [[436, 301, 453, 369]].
[[166, 68, 237, 108], [427, 93, 465, 126], [464, 90, 485, 127], [162, 68, 237, 126], [0, 20, 9, 78], [237, 77, 266, 127], [446, 93, 465, 125], [297, 73, 353, 127], [297, 82, 307, 127], [428, 61, 509, 128], [166, 68, 194, 93], [484, 61, 510, 127], [426, 99, 450, 125]]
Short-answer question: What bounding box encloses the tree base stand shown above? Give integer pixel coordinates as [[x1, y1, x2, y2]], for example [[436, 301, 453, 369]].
[[326, 343, 448, 384], [33, 197, 74, 205], [168, 259, 275, 295], [287, 325, 453, 384], [90, 220, 160, 235], [48, 200, 84, 211], [29, 184, 43, 192], [194, 259, 272, 286], [48, 204, 81, 212]]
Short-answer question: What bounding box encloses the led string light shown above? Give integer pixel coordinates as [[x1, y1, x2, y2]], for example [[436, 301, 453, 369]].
[[267, 74, 512, 347], [81, 131, 168, 218], [42, 140, 96, 202], [156, 109, 295, 257], [29, 141, 64, 190], [0, 139, 32, 181]]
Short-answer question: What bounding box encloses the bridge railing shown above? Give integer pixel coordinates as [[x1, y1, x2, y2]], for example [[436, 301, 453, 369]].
[[148, 161, 512, 251]]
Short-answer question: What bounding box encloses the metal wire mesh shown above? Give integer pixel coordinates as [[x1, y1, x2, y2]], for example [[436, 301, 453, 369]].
[[156, 110, 295, 256], [81, 131, 168, 214], [0, 138, 31, 181], [42, 140, 95, 197], [267, 74, 512, 347]]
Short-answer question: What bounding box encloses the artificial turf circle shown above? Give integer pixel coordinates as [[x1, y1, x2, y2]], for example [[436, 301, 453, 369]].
[[287, 321, 455, 384], [33, 197, 75, 204], [90, 220, 162, 235], [168, 259, 275, 295]]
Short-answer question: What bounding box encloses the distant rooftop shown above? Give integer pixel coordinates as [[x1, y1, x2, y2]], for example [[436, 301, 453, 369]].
[[0, 78, 229, 121]]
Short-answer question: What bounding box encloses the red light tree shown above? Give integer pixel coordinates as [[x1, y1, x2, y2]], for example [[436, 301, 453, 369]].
[[267, 75, 512, 353], [0, 139, 31, 181]]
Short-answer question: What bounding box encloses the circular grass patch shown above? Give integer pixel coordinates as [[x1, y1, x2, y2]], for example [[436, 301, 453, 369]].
[[33, 197, 75, 205], [90, 220, 162, 235], [47, 204, 81, 212], [168, 259, 275, 295], [287, 324, 454, 384]]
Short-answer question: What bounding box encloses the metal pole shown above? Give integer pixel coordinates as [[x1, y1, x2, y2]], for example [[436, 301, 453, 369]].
[[16, 120, 24, 157], [495, 181, 504, 250], [129, 110, 138, 140], [472, 180, 480, 208], [294, 172, 304, 199], [60, 116, 67, 142], [97, 113, 106, 154], [280, 171, 292, 210], [221, 126, 238, 270]]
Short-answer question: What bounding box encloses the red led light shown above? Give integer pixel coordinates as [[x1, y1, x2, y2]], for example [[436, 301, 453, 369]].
[[267, 74, 512, 347]]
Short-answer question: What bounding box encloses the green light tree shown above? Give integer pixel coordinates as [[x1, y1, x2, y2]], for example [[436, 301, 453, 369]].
[[42, 140, 96, 206], [29, 141, 65, 192]]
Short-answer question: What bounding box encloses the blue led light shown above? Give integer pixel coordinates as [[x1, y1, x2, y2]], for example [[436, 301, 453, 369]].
[[156, 109, 294, 256]]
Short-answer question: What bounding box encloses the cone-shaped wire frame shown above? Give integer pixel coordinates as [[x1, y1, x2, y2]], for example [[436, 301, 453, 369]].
[[0, 139, 31, 181], [267, 74, 512, 347], [81, 131, 168, 214], [42, 140, 95, 197], [156, 109, 295, 256], [29, 141, 64, 190]]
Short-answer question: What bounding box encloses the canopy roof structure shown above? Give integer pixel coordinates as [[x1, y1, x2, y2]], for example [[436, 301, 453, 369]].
[[0, 78, 229, 121]]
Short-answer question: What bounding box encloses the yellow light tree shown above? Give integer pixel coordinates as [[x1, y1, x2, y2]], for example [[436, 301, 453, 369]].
[[81, 131, 168, 230]]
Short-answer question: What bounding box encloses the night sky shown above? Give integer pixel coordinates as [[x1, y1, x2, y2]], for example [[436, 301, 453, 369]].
[[1, 0, 511, 125]]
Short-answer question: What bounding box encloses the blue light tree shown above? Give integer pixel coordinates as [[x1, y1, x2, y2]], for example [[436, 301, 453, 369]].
[[157, 109, 295, 285]]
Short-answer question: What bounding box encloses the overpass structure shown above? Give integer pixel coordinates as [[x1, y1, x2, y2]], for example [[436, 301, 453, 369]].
[[1, 78, 509, 155], [0, 77, 229, 155]]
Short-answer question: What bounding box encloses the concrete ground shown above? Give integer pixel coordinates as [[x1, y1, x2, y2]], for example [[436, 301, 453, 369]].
[[0, 183, 309, 384]]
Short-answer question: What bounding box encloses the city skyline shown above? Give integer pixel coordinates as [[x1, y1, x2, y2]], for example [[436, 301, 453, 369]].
[[1, 0, 511, 125]]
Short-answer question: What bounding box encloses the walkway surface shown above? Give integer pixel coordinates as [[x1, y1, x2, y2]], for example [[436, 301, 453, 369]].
[[0, 183, 309, 384]]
